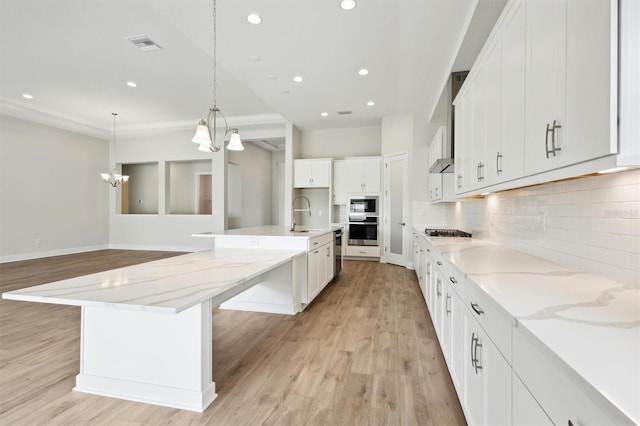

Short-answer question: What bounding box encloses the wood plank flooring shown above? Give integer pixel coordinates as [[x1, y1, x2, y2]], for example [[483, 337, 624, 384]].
[[0, 250, 465, 425]]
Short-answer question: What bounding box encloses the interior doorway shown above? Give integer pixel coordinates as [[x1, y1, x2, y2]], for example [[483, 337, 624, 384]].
[[196, 173, 212, 215], [383, 152, 408, 266]]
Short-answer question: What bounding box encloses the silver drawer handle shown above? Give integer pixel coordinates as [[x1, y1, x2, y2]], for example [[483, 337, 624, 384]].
[[449, 276, 457, 284], [436, 261, 442, 266], [471, 302, 484, 316]]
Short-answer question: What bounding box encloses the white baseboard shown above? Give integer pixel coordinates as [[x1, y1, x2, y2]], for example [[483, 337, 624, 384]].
[[0, 244, 109, 263]]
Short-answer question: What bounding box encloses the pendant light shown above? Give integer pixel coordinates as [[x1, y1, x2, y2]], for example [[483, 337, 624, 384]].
[[192, 0, 244, 152], [101, 113, 129, 187]]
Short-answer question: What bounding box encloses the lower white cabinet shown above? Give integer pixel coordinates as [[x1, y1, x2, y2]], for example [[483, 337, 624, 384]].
[[512, 372, 553, 425], [305, 234, 334, 304], [512, 325, 625, 426], [463, 308, 512, 426]]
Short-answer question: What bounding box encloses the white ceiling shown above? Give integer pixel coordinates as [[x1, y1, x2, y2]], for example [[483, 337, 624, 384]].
[[0, 0, 505, 138]]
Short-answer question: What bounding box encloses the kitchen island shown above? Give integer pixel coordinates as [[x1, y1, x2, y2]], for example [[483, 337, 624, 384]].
[[195, 225, 341, 312], [2, 247, 306, 412]]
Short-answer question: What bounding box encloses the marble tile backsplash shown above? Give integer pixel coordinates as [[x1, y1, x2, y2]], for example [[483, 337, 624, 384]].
[[414, 169, 640, 287]]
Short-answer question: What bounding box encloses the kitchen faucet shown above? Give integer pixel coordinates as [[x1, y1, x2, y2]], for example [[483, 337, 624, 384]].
[[290, 195, 311, 231]]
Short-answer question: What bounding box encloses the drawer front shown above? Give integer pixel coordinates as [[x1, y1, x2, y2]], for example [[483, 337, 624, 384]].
[[308, 233, 334, 250], [346, 245, 380, 257], [446, 263, 465, 299], [463, 278, 513, 363], [512, 372, 553, 425], [513, 326, 625, 426]]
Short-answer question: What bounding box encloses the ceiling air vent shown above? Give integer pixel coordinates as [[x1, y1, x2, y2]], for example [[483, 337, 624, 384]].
[[337, 110, 352, 115], [125, 34, 162, 51]]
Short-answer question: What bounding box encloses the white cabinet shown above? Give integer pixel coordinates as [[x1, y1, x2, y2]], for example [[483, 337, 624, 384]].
[[455, 0, 618, 196], [513, 325, 626, 426], [346, 157, 381, 194], [512, 373, 553, 425], [294, 159, 331, 188], [332, 160, 347, 204], [463, 308, 512, 426], [524, 0, 617, 175], [305, 233, 334, 304]]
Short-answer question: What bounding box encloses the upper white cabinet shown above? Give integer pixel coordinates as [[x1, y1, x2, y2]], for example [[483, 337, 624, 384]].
[[454, 0, 619, 196], [332, 160, 347, 204], [346, 157, 381, 194], [428, 126, 456, 202], [294, 159, 331, 188], [525, 0, 616, 175]]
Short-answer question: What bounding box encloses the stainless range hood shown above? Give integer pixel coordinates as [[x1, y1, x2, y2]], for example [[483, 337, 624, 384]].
[[429, 71, 468, 174]]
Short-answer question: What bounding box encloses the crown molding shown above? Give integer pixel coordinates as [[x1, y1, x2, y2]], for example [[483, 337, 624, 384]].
[[0, 98, 289, 137], [0, 98, 108, 139]]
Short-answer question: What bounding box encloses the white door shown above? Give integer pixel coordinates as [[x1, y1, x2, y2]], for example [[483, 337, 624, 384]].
[[383, 153, 408, 266]]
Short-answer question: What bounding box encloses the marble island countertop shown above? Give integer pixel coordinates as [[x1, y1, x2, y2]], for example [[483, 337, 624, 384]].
[[419, 232, 640, 424], [193, 225, 338, 239], [2, 248, 305, 314]]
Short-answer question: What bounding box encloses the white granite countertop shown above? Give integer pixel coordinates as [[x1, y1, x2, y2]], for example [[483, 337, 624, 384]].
[[193, 225, 336, 239], [415, 229, 640, 424], [2, 248, 305, 314]]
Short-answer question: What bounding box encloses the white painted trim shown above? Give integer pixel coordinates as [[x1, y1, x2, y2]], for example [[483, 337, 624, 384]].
[[107, 244, 204, 252], [0, 98, 107, 139], [119, 114, 289, 134]]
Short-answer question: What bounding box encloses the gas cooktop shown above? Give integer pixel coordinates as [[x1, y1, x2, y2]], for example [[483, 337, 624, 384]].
[[425, 228, 472, 238]]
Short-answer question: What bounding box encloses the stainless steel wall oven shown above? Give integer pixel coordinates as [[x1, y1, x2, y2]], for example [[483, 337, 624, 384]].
[[348, 196, 379, 246]]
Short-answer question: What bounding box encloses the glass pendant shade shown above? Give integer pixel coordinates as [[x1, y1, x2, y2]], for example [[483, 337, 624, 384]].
[[192, 120, 212, 144], [198, 142, 212, 152], [226, 129, 244, 151]]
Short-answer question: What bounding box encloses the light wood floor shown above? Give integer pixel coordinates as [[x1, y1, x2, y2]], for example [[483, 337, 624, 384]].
[[0, 250, 465, 425]]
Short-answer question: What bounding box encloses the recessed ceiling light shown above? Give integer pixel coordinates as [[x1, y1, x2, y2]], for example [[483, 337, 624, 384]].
[[126, 81, 137, 88], [366, 101, 375, 106], [340, 0, 357, 11], [247, 14, 262, 24], [358, 68, 369, 76], [293, 75, 303, 83], [321, 112, 328, 117], [22, 94, 34, 99]]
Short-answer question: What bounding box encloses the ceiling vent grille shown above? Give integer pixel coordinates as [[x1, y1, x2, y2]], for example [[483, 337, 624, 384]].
[[337, 110, 352, 115], [125, 34, 162, 51]]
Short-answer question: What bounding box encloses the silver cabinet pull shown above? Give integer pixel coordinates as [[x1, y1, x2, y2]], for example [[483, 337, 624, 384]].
[[545, 120, 562, 158], [457, 174, 463, 188], [474, 339, 483, 374], [471, 302, 484, 316], [496, 152, 503, 175], [446, 293, 451, 314], [436, 261, 442, 266], [479, 162, 484, 181], [436, 279, 442, 296], [470, 332, 476, 368], [449, 276, 457, 284], [427, 248, 431, 252]]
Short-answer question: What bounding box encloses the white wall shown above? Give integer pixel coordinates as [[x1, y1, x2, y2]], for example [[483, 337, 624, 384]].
[[0, 115, 109, 261], [227, 142, 274, 229], [110, 127, 220, 251], [300, 126, 381, 158]]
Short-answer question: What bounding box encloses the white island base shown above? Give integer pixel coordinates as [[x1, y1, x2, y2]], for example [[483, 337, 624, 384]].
[[3, 248, 306, 412], [75, 300, 217, 412]]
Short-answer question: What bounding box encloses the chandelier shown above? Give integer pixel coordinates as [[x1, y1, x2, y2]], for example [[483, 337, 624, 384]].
[[101, 113, 129, 187], [192, 0, 244, 152]]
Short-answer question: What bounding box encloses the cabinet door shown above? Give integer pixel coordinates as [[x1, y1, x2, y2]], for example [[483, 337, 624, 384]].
[[525, 0, 566, 175], [361, 159, 381, 193], [307, 248, 321, 302], [324, 243, 334, 286], [470, 66, 488, 191], [499, 0, 526, 182], [463, 310, 512, 426], [483, 35, 502, 187], [294, 160, 313, 188], [442, 282, 453, 360], [311, 161, 331, 187], [454, 90, 471, 194], [429, 128, 444, 201], [333, 160, 347, 204], [563, 0, 617, 165], [346, 161, 364, 193], [449, 290, 465, 395], [434, 272, 444, 341], [513, 372, 553, 425]]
